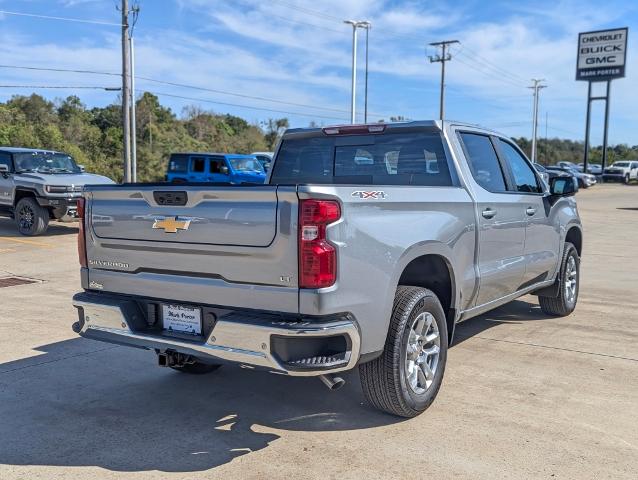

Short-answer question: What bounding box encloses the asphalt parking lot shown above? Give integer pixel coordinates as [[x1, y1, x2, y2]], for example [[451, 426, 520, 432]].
[[0, 183, 636, 480]]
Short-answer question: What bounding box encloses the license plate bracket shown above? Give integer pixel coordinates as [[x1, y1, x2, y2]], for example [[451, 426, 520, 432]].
[[162, 304, 202, 336]]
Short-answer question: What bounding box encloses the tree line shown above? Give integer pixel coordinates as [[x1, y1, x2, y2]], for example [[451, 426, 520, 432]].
[[0, 93, 287, 182], [0, 93, 635, 182]]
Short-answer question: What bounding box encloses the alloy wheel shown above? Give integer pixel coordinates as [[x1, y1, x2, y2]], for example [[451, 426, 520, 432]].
[[405, 312, 441, 395]]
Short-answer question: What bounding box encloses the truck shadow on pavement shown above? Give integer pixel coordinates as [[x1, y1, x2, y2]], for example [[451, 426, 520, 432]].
[[453, 298, 556, 345], [0, 298, 550, 473], [0, 337, 400, 473]]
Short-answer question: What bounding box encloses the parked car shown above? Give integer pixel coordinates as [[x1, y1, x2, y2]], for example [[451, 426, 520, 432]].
[[251, 151, 274, 172], [577, 162, 602, 175], [72, 121, 582, 418], [602, 161, 638, 184], [547, 165, 596, 188], [0, 147, 114, 235], [557, 161, 580, 170], [166, 153, 266, 184]]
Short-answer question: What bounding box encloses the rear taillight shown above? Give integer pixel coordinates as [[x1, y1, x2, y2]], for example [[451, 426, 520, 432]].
[[298, 199, 340, 289], [77, 198, 87, 268]]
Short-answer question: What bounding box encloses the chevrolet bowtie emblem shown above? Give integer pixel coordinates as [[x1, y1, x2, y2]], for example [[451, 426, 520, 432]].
[[152, 216, 191, 233]]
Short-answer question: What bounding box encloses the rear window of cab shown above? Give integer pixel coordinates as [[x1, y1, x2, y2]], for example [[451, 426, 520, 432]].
[[270, 132, 455, 186]]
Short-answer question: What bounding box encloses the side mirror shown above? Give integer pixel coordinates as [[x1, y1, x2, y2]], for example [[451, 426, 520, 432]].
[[78, 165, 86, 173], [550, 176, 578, 197], [0, 164, 9, 174], [220, 165, 229, 175]]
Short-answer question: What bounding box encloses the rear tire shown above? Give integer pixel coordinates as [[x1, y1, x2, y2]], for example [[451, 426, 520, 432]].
[[170, 362, 222, 374], [539, 242, 579, 316], [359, 286, 448, 418], [15, 197, 49, 236]]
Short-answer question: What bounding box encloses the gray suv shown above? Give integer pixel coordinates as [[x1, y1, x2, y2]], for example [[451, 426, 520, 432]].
[[71, 121, 582, 417], [0, 147, 114, 235]]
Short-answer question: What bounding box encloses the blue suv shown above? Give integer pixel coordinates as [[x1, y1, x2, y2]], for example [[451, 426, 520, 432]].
[[166, 153, 266, 184]]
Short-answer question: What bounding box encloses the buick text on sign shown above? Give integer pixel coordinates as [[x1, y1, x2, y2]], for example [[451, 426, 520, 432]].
[[576, 28, 628, 81]]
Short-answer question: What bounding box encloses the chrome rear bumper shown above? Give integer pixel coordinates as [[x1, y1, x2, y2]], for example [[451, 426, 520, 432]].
[[72, 292, 360, 376]]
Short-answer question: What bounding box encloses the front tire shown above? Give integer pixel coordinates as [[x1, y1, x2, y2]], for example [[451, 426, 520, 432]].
[[624, 174, 630, 184], [539, 242, 580, 316], [15, 197, 49, 236], [359, 286, 448, 418]]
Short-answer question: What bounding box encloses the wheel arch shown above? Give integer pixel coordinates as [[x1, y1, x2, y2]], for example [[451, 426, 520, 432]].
[[394, 247, 458, 345], [565, 225, 583, 256], [13, 187, 39, 206]]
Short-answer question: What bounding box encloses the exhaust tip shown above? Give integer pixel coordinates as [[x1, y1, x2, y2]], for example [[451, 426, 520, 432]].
[[319, 374, 345, 391]]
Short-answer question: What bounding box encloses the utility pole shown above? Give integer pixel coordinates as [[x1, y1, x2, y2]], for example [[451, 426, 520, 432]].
[[363, 23, 371, 123], [129, 3, 139, 182], [344, 20, 370, 124], [428, 40, 459, 121], [121, 0, 131, 183], [528, 78, 547, 163], [129, 35, 137, 182]]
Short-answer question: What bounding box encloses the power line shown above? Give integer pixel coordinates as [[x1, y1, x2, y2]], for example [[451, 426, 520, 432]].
[[0, 10, 123, 26], [148, 90, 350, 121], [0, 85, 120, 90], [453, 44, 527, 84], [0, 63, 371, 115], [0, 64, 120, 77], [268, 0, 342, 23], [452, 54, 527, 89]]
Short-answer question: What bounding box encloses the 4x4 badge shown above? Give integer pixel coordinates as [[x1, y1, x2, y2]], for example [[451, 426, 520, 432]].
[[351, 191, 387, 199]]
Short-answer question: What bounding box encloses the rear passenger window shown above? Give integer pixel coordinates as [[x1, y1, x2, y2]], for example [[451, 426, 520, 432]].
[[497, 139, 541, 193], [460, 133, 507, 192], [191, 156, 205, 173]]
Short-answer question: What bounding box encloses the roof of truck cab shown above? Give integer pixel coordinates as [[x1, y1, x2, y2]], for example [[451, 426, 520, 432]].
[[0, 146, 66, 154], [282, 120, 505, 138]]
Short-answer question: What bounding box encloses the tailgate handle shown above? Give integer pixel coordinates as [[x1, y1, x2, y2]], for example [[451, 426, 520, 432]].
[[153, 191, 188, 206]]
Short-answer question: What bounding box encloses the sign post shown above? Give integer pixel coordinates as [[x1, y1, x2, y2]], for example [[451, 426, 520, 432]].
[[576, 27, 628, 173]]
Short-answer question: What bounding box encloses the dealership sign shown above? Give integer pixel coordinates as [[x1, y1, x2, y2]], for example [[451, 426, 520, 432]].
[[576, 27, 628, 81]]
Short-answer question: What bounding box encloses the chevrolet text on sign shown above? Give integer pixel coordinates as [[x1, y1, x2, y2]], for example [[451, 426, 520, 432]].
[[577, 27, 628, 81]]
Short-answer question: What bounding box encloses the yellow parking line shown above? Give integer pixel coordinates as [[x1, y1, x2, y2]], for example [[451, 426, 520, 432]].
[[0, 248, 15, 253], [0, 237, 55, 248]]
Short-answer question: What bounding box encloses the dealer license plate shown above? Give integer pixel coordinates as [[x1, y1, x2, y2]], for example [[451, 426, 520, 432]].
[[162, 304, 202, 335]]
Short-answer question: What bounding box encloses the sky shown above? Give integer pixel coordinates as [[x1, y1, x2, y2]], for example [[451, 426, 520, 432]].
[[0, 0, 636, 145]]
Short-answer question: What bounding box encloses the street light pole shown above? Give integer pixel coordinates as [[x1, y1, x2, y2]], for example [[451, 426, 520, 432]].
[[344, 20, 370, 125], [363, 23, 371, 123]]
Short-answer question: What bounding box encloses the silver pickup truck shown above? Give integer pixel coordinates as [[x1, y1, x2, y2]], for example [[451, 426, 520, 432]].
[[72, 121, 582, 417]]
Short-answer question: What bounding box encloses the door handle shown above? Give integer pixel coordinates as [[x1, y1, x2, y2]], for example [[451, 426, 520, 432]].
[[526, 207, 536, 216], [482, 208, 497, 219]]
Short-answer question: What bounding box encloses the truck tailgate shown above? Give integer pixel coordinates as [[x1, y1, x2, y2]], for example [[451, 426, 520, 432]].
[[84, 185, 299, 312]]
